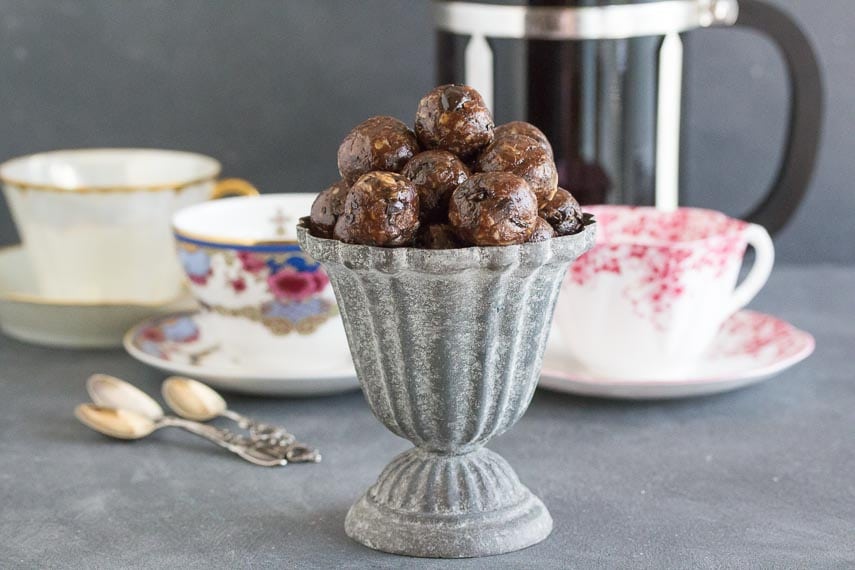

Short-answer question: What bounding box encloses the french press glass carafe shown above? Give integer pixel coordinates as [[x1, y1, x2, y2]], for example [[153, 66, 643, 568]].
[[434, 0, 822, 233]]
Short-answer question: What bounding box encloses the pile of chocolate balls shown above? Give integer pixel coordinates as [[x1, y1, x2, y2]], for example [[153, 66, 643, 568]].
[[309, 84, 585, 248]]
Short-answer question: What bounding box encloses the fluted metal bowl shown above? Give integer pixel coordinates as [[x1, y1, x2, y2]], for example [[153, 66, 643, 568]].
[[298, 218, 595, 558]]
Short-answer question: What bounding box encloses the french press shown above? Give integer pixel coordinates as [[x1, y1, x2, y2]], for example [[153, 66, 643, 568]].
[[434, 0, 823, 233]]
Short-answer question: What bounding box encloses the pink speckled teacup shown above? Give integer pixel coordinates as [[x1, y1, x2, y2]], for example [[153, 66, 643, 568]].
[[555, 206, 774, 380]]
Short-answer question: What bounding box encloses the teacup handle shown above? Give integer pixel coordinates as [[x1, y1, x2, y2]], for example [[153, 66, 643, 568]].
[[725, 223, 775, 317], [211, 178, 259, 199]]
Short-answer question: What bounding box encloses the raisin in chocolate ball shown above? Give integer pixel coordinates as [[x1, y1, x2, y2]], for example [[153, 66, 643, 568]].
[[337, 116, 419, 184], [528, 217, 555, 243], [332, 216, 352, 243], [449, 172, 538, 246], [333, 171, 420, 247], [309, 180, 349, 238], [414, 85, 494, 160], [401, 150, 469, 223], [416, 223, 461, 249], [477, 134, 558, 204], [539, 187, 583, 236], [494, 121, 553, 157]]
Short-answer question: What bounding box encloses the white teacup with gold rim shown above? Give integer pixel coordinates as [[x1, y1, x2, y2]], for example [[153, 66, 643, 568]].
[[0, 148, 257, 303], [172, 194, 346, 371]]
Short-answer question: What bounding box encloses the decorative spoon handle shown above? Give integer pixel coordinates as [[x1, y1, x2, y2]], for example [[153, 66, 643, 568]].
[[254, 439, 322, 464], [221, 409, 296, 445], [220, 410, 321, 462], [159, 417, 286, 467], [159, 375, 321, 463]]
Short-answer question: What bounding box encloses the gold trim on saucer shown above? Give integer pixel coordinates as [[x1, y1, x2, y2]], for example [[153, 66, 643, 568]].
[[0, 289, 190, 308], [0, 148, 222, 194], [0, 244, 194, 307]]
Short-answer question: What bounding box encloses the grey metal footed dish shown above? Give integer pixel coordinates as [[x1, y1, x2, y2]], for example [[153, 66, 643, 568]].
[[297, 219, 596, 558]]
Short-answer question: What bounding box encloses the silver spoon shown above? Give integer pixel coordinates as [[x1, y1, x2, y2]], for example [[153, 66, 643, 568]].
[[161, 375, 248, 424], [162, 376, 321, 463], [87, 373, 164, 421], [74, 403, 285, 467], [84, 375, 287, 467]]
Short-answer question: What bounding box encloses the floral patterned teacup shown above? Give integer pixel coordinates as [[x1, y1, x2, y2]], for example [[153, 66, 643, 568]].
[[172, 193, 345, 370], [555, 206, 774, 380]]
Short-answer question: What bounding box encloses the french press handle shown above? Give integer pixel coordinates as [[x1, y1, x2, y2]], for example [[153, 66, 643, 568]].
[[728, 0, 823, 234]]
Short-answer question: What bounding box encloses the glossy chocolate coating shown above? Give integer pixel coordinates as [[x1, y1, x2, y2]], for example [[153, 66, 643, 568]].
[[401, 150, 469, 223], [477, 134, 558, 204], [309, 180, 349, 238], [539, 187, 583, 236], [337, 116, 420, 184], [333, 171, 420, 247], [494, 121, 553, 158], [448, 172, 538, 246], [527, 217, 555, 243], [414, 84, 494, 160], [416, 223, 462, 249]]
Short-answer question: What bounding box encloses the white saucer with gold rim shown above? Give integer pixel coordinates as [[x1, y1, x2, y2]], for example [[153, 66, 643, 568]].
[[0, 245, 196, 348]]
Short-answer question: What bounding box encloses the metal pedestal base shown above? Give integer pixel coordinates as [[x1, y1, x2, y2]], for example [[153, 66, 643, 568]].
[[345, 447, 553, 558]]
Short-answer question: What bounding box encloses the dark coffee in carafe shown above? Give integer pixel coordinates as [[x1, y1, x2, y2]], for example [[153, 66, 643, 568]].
[[434, 0, 822, 233]]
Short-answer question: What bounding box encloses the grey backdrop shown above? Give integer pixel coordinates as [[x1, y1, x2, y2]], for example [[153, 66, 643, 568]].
[[0, 0, 850, 263]]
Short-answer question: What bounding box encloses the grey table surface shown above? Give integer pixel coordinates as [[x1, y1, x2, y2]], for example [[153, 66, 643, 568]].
[[0, 265, 853, 569]]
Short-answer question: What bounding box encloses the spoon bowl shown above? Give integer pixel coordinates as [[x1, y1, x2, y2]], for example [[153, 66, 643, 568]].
[[75, 403, 156, 439], [162, 376, 227, 422], [86, 374, 164, 421], [74, 402, 287, 467]]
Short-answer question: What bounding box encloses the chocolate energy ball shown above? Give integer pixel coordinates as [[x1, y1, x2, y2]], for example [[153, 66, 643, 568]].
[[494, 121, 553, 157], [337, 116, 420, 184], [477, 134, 558, 204], [309, 180, 349, 238], [401, 150, 469, 223], [414, 84, 494, 160], [539, 187, 583, 235], [449, 172, 538, 246], [334, 171, 420, 247], [416, 223, 461, 249], [528, 217, 555, 243]]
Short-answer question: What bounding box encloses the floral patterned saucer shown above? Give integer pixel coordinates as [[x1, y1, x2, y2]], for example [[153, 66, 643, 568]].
[[540, 310, 814, 399], [124, 311, 358, 396]]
